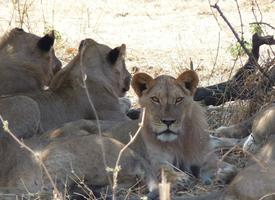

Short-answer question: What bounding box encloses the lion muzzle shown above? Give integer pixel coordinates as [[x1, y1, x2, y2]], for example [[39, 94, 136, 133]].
[[156, 129, 179, 142]]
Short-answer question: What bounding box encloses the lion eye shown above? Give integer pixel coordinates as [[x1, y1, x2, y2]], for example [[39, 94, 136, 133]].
[[175, 97, 184, 104], [151, 96, 160, 103]]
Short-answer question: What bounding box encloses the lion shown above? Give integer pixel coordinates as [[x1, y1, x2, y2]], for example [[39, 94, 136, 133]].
[[107, 71, 237, 184], [0, 28, 61, 95], [0, 38, 131, 138], [0, 130, 158, 198], [45, 70, 237, 185], [127, 70, 213, 181]]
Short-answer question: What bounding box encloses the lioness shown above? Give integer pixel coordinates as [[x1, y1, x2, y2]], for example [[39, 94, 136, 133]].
[[0, 130, 158, 198], [129, 70, 213, 181], [0, 38, 131, 138], [0, 28, 61, 94], [46, 70, 236, 185]]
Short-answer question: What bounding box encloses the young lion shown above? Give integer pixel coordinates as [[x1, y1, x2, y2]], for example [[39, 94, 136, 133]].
[[0, 28, 61, 95], [100, 70, 234, 184], [131, 71, 213, 180]]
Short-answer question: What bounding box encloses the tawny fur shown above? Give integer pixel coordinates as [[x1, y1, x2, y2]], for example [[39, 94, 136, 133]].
[[0, 133, 158, 195], [132, 71, 214, 179], [0, 38, 131, 138], [0, 28, 61, 95]]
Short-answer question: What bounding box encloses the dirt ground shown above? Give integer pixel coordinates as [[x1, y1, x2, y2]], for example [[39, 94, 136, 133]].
[[0, 0, 274, 199], [0, 0, 274, 84]]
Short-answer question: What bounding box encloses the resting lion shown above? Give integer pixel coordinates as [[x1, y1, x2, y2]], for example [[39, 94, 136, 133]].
[[112, 70, 215, 182], [46, 70, 237, 185], [0, 131, 158, 198], [0, 28, 61, 95], [0, 38, 131, 138]]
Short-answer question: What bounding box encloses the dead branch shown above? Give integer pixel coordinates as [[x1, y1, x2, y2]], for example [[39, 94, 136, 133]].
[[112, 108, 146, 200], [252, 0, 263, 23], [234, 0, 244, 40], [79, 41, 112, 187], [250, 22, 275, 30], [210, 3, 272, 82], [195, 3, 275, 106], [159, 169, 171, 200], [259, 193, 275, 200], [210, 3, 250, 56]]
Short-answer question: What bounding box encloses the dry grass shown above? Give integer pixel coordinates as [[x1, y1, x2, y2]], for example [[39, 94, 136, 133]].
[[0, 0, 275, 199]]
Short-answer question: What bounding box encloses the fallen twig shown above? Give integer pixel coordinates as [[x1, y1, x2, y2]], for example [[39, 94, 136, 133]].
[[112, 108, 146, 200], [78, 40, 112, 188], [259, 192, 275, 200]]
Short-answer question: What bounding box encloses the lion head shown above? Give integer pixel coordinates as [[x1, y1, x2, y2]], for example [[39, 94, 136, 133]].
[[81, 39, 131, 97], [0, 28, 62, 90], [132, 70, 204, 142], [50, 38, 131, 97]]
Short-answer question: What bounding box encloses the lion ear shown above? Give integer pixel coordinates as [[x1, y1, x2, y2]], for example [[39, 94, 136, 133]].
[[131, 73, 154, 97], [37, 31, 55, 52], [176, 70, 199, 95], [107, 44, 126, 64]]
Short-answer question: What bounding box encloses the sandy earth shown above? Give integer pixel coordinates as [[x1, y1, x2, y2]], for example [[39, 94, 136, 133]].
[[0, 0, 274, 198], [0, 0, 274, 84]]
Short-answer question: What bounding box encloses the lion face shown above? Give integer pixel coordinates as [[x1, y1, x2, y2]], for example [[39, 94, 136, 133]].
[[2, 28, 62, 86], [79, 39, 131, 97], [132, 70, 199, 142]]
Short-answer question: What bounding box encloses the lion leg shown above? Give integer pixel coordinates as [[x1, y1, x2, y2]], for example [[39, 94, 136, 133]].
[[197, 149, 238, 185], [214, 116, 253, 138], [215, 103, 275, 139], [198, 160, 237, 186], [216, 161, 238, 184], [209, 135, 244, 149]]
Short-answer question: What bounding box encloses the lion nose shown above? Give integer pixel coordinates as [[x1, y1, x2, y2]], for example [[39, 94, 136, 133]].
[[161, 120, 176, 127]]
